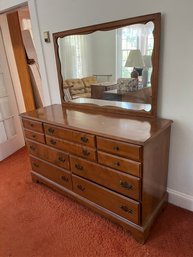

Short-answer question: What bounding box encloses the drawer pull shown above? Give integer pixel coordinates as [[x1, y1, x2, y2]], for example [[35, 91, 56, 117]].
[[48, 127, 54, 134], [82, 149, 90, 156], [61, 176, 69, 182], [80, 136, 88, 143], [77, 184, 85, 191], [50, 139, 56, 145], [30, 123, 34, 127], [120, 181, 133, 190], [113, 161, 120, 167], [75, 164, 83, 170], [120, 205, 133, 214], [33, 162, 39, 168], [113, 146, 119, 151], [32, 134, 36, 138], [29, 145, 35, 151], [58, 156, 65, 163]]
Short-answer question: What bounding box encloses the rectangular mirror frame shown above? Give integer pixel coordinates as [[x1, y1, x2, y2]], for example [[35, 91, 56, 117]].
[[53, 12, 161, 118]]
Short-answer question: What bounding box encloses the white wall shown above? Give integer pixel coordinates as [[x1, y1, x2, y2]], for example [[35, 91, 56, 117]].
[[0, 0, 26, 11], [1, 0, 193, 211], [91, 30, 116, 82]]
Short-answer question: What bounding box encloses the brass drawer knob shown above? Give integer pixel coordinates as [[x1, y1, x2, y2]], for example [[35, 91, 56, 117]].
[[120, 205, 133, 214], [29, 145, 35, 151], [113, 161, 120, 167], [82, 149, 90, 156], [58, 156, 65, 163], [80, 136, 88, 143], [77, 184, 85, 191], [120, 181, 133, 190], [75, 164, 83, 170], [50, 139, 56, 145], [33, 162, 39, 168], [113, 146, 119, 151], [61, 175, 69, 182], [48, 127, 54, 134]]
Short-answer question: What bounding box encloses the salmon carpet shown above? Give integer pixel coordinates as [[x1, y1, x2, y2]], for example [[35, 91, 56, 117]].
[[0, 147, 193, 257]]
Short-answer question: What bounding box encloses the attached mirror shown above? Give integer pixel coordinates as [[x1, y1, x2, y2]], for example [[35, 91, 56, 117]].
[[53, 13, 161, 117]]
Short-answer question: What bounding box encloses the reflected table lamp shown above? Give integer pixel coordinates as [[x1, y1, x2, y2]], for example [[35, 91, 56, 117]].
[[125, 49, 144, 80]]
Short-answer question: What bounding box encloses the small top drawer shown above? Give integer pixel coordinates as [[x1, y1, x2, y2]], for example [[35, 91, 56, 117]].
[[22, 118, 43, 133], [44, 124, 95, 147], [98, 151, 141, 177], [97, 137, 142, 161], [46, 135, 97, 162], [24, 129, 45, 144]]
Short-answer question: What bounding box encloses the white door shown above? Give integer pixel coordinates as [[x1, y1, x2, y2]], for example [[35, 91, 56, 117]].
[[0, 29, 25, 161]]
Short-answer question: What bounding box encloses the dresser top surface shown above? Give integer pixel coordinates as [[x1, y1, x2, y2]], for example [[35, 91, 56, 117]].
[[21, 104, 172, 145]]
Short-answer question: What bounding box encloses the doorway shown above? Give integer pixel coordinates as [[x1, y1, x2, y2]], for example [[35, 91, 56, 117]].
[[0, 28, 25, 160], [7, 5, 43, 111], [0, 4, 43, 160]]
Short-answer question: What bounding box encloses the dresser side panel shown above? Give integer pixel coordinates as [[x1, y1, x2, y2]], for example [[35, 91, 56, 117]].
[[142, 126, 171, 225]]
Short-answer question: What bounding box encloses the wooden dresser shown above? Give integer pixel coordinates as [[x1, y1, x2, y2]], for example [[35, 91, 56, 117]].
[[20, 104, 172, 243]]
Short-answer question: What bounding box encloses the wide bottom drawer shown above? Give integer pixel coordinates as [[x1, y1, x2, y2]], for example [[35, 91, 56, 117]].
[[70, 155, 141, 201], [72, 175, 140, 224], [26, 139, 69, 170], [30, 156, 72, 190]]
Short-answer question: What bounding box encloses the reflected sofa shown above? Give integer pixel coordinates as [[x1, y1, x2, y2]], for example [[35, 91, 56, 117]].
[[63, 76, 97, 100]]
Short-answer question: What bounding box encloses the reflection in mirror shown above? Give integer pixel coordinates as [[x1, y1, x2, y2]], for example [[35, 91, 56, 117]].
[[53, 13, 161, 117], [57, 22, 154, 109]]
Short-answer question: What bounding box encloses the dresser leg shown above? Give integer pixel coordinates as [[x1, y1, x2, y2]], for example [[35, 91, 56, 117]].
[[134, 237, 145, 244], [130, 230, 147, 244]]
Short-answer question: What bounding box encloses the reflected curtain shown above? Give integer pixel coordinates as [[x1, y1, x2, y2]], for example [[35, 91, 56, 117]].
[[58, 35, 91, 79]]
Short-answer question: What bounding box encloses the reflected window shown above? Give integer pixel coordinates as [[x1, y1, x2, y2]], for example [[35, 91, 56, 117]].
[[116, 22, 154, 79]]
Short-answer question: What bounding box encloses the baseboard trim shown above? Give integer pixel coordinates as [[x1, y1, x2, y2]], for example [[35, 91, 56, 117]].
[[167, 188, 193, 212]]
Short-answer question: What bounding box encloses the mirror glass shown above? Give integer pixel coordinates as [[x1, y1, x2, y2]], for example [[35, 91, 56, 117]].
[[53, 14, 160, 116]]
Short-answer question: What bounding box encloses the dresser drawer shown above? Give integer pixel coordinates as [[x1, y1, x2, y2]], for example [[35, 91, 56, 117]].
[[26, 140, 69, 170], [30, 156, 72, 190], [22, 118, 43, 133], [44, 124, 95, 147], [24, 129, 45, 144], [70, 156, 141, 201], [97, 137, 142, 161], [46, 135, 96, 161], [98, 151, 141, 177], [72, 175, 140, 224]]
